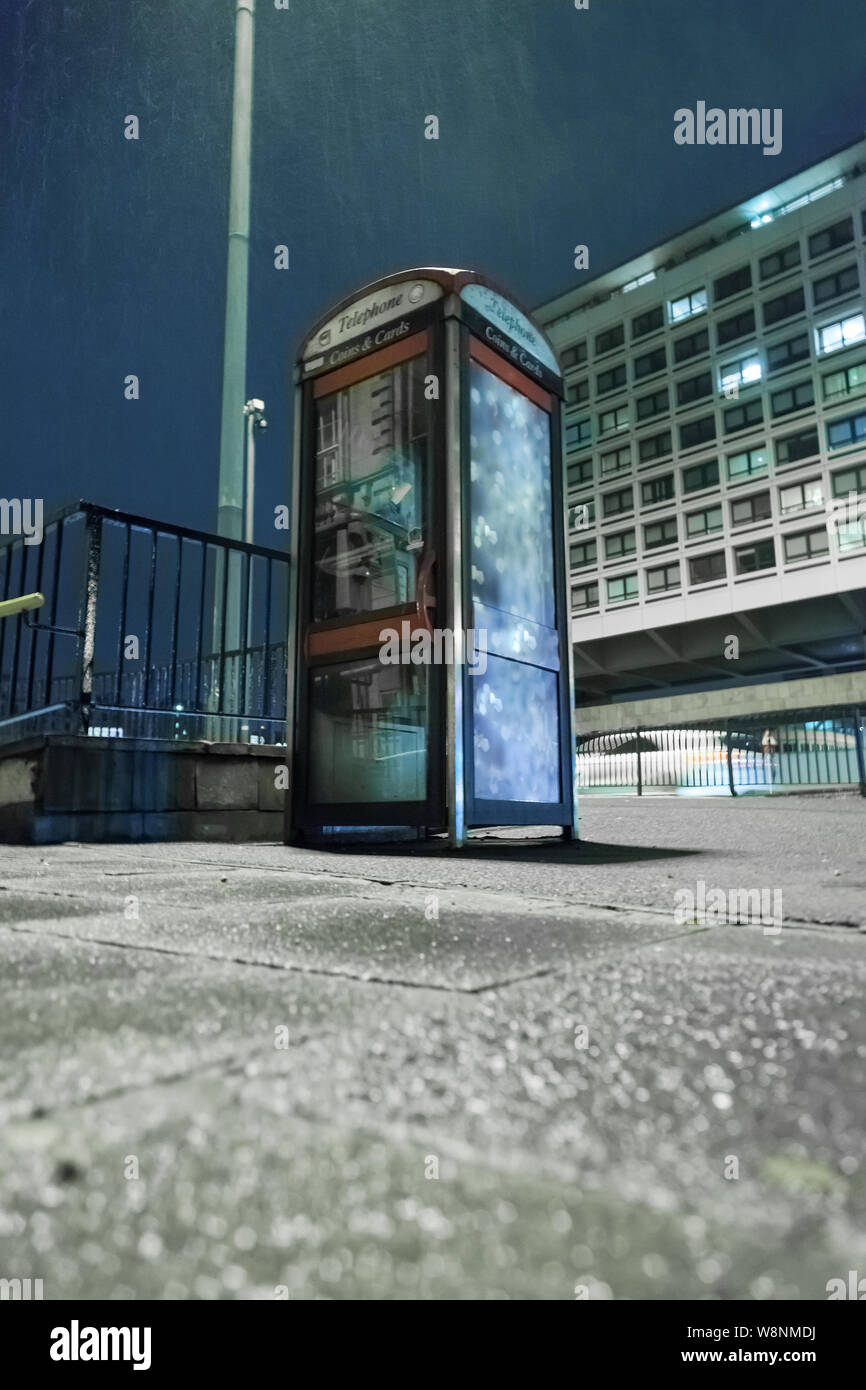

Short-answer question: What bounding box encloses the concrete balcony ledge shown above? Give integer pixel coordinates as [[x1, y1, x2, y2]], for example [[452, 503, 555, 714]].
[[0, 734, 287, 844]]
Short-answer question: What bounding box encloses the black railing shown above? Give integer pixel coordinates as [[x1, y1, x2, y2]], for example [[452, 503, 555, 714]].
[[0, 501, 290, 745], [576, 707, 866, 795]]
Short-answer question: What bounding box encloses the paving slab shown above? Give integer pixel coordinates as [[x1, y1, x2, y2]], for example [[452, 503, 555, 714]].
[[1, 795, 865, 1299]]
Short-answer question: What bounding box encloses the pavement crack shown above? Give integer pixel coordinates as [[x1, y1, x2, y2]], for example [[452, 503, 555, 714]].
[[0, 921, 507, 995]]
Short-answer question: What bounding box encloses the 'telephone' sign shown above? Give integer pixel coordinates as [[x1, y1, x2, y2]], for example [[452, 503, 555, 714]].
[[459, 284, 560, 378], [303, 279, 444, 372]]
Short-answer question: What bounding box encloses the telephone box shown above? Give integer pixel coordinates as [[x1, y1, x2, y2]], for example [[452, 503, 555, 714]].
[[285, 268, 577, 846]]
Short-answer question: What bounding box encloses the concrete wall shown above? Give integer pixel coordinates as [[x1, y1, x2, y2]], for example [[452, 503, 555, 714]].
[[0, 735, 287, 844], [575, 671, 866, 734]]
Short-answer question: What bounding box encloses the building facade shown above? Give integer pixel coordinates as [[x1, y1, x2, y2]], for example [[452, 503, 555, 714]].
[[535, 137, 866, 725]]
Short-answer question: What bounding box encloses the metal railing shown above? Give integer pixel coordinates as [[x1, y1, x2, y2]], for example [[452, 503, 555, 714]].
[[576, 707, 866, 795], [0, 501, 290, 746]]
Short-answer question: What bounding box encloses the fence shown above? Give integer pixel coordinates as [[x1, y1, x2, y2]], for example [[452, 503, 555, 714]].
[[0, 501, 290, 745], [576, 709, 866, 795]]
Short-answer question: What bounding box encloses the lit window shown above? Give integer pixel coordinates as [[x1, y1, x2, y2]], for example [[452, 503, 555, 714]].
[[720, 355, 762, 392], [668, 288, 707, 324], [727, 447, 769, 481], [606, 573, 639, 603], [779, 480, 823, 514], [823, 361, 866, 400], [817, 315, 866, 355]]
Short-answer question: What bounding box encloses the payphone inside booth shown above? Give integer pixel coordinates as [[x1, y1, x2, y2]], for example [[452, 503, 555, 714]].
[[286, 268, 578, 846]]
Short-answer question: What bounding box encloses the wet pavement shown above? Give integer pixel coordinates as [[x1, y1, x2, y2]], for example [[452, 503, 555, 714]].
[[0, 793, 864, 1299]]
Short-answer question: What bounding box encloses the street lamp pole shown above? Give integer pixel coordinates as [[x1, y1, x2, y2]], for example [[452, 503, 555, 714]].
[[210, 0, 256, 726], [217, 0, 255, 544]]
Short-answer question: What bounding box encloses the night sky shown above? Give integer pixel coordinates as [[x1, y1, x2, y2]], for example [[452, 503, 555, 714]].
[[2, 0, 865, 541]]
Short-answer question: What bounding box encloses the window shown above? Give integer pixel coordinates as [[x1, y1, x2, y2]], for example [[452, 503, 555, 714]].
[[641, 473, 674, 506], [714, 265, 752, 302], [766, 332, 810, 372], [567, 457, 593, 489], [822, 360, 866, 400], [817, 314, 866, 355], [599, 404, 629, 434], [770, 379, 814, 417], [836, 519, 866, 552], [689, 550, 726, 584], [606, 573, 638, 603], [730, 490, 771, 527], [602, 485, 633, 517], [562, 342, 587, 369], [783, 528, 829, 562], [724, 397, 764, 433], [601, 444, 631, 476], [604, 529, 636, 560], [779, 479, 823, 514], [644, 516, 678, 549], [763, 287, 805, 327], [572, 581, 599, 609], [759, 241, 800, 280], [686, 504, 723, 537], [676, 370, 713, 406], [566, 378, 589, 406], [669, 288, 707, 323], [719, 354, 762, 393], [646, 561, 681, 593], [679, 413, 717, 449], [827, 410, 866, 451], [717, 308, 756, 346], [634, 345, 667, 379], [734, 538, 776, 574], [636, 387, 669, 421], [570, 538, 597, 569], [595, 324, 625, 356], [682, 458, 720, 493], [808, 216, 854, 259], [566, 417, 592, 451], [832, 463, 866, 497], [638, 429, 672, 463], [775, 426, 819, 466], [596, 363, 627, 395], [813, 264, 859, 306], [673, 327, 710, 363], [632, 305, 664, 340], [727, 446, 769, 481]]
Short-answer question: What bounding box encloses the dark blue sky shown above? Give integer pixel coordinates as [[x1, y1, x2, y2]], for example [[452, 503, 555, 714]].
[[2, 0, 864, 540]]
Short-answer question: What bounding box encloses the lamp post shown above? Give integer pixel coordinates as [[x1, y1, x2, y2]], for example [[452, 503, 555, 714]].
[[217, 0, 256, 543], [210, 0, 256, 725]]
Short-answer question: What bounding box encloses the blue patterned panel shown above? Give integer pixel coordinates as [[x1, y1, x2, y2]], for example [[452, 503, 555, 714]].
[[473, 655, 561, 804], [468, 360, 555, 632]]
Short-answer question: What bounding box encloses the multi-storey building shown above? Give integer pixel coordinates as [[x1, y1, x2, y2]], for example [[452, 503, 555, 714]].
[[535, 136, 866, 726]]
